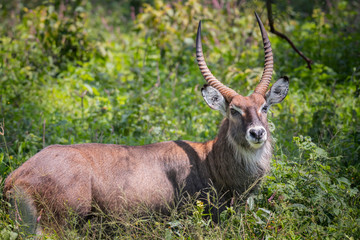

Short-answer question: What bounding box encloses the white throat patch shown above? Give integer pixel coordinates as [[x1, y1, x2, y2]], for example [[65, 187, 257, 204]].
[[226, 131, 271, 174]]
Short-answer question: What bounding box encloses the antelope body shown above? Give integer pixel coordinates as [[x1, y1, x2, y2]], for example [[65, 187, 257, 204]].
[[4, 13, 289, 235]]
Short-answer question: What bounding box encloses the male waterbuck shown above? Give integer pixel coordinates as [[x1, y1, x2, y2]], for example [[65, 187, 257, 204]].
[[4, 12, 289, 235]]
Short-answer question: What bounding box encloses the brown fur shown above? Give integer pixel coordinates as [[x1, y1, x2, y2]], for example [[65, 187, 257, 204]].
[[4, 94, 273, 230]]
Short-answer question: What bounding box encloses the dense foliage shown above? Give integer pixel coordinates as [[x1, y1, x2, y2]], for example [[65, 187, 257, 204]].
[[0, 0, 359, 238]]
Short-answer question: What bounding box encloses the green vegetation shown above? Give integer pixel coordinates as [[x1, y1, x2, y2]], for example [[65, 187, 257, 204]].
[[0, 0, 359, 238]]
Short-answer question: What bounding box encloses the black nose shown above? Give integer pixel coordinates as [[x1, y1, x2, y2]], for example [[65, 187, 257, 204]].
[[249, 128, 266, 140]]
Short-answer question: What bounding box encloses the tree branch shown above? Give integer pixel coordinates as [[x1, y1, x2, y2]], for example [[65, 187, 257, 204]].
[[266, 0, 313, 69]]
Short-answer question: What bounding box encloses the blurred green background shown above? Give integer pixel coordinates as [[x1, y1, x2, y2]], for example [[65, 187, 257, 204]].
[[0, 0, 359, 238]]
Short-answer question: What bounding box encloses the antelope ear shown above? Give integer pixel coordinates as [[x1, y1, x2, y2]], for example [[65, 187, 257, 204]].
[[265, 76, 289, 106], [201, 84, 227, 116]]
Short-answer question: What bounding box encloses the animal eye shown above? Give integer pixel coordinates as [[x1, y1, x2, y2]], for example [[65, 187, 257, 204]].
[[230, 109, 240, 116], [262, 105, 268, 113]]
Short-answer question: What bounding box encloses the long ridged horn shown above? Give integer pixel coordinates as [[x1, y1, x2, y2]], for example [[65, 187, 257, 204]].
[[253, 12, 274, 96], [196, 21, 238, 102]]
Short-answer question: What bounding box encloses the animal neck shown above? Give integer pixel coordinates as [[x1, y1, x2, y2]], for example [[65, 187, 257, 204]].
[[205, 118, 272, 193]]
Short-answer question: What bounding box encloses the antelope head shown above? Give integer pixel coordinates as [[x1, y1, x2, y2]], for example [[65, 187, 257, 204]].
[[197, 12, 289, 150]]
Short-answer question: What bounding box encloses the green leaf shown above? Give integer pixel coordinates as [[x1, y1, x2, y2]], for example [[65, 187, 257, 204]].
[[247, 196, 255, 211]]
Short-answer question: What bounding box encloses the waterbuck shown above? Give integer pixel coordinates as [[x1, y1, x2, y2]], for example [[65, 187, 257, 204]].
[[4, 12, 289, 235]]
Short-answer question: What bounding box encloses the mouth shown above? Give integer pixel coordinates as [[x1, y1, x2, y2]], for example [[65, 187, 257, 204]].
[[247, 139, 266, 149]]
